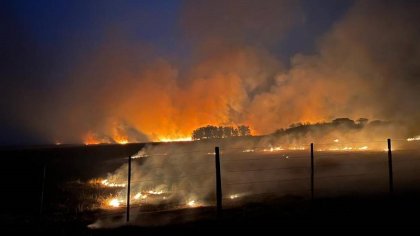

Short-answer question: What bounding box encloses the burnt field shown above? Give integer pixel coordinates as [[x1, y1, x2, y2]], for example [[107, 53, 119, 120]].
[[1, 140, 420, 234]]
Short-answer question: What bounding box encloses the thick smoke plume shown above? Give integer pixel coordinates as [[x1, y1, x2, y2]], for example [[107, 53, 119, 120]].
[[3, 1, 420, 144]]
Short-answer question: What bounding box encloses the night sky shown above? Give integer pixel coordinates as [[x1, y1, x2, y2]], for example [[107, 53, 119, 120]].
[[2, 0, 419, 145]]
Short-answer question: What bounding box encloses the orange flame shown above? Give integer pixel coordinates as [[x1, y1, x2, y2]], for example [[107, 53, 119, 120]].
[[83, 131, 101, 145]]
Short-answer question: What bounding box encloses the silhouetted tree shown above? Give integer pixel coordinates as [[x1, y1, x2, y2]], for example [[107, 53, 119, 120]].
[[332, 118, 356, 128], [357, 118, 369, 127], [238, 125, 251, 136], [191, 125, 252, 140]]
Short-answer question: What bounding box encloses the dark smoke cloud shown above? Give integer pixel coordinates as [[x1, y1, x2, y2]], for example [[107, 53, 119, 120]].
[[1, 0, 420, 144], [244, 0, 420, 135], [180, 0, 302, 45]]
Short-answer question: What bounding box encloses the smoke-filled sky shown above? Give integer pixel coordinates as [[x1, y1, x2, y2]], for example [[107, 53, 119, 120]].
[[1, 0, 420, 145]]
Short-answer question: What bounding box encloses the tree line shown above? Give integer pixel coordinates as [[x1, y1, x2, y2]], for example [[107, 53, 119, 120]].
[[192, 125, 251, 140]]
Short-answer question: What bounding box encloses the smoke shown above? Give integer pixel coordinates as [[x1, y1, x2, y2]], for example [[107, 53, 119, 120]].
[[89, 127, 420, 227], [245, 1, 420, 135], [2, 1, 420, 144], [23, 1, 297, 143], [180, 0, 302, 45]]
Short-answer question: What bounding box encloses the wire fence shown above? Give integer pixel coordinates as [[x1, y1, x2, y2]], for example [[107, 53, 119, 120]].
[[36, 138, 420, 223]]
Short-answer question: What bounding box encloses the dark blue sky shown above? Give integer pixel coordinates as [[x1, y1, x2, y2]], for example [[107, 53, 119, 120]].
[[5, 0, 352, 66], [0, 0, 354, 145]]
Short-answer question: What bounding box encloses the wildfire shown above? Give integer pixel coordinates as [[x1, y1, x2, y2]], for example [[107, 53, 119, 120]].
[[108, 198, 123, 208], [147, 190, 164, 195], [158, 136, 193, 142], [242, 149, 255, 153], [317, 146, 371, 152], [289, 146, 306, 150], [134, 192, 148, 200], [229, 193, 247, 199], [84, 131, 101, 145], [101, 179, 126, 188], [83, 127, 131, 145], [407, 135, 420, 142], [116, 138, 129, 144], [229, 194, 239, 199], [262, 146, 284, 152], [187, 200, 197, 207]]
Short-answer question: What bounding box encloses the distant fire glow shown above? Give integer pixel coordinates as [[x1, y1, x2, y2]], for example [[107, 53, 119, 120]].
[[290, 146, 306, 150], [407, 136, 420, 142], [158, 137, 192, 142], [84, 131, 101, 145], [317, 146, 375, 152], [83, 130, 130, 145], [242, 149, 255, 153], [116, 139, 129, 145], [263, 146, 284, 152]]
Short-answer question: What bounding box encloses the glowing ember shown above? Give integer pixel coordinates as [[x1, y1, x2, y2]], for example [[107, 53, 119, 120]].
[[87, 178, 103, 185], [147, 190, 163, 195], [242, 149, 255, 153], [326, 146, 372, 151], [229, 194, 239, 199], [263, 146, 284, 152], [290, 146, 305, 150], [134, 192, 147, 200], [407, 136, 420, 142], [187, 200, 196, 207], [334, 139, 339, 143], [101, 179, 126, 188], [108, 198, 122, 208], [229, 193, 247, 199], [132, 154, 148, 159]]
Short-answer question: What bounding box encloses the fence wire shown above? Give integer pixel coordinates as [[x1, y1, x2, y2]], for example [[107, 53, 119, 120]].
[[39, 138, 420, 223]]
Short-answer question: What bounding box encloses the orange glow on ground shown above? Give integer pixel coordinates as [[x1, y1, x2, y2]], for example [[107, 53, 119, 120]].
[[158, 136, 193, 142], [83, 131, 101, 145]]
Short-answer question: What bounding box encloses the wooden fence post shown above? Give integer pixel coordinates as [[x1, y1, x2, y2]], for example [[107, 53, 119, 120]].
[[40, 162, 47, 216], [127, 155, 132, 222], [387, 139, 394, 194], [310, 143, 314, 200], [215, 147, 222, 216]]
